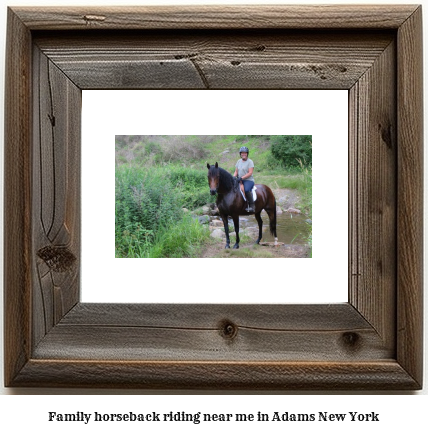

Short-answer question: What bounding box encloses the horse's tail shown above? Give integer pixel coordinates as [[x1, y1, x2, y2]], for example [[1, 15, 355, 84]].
[[270, 199, 277, 237]]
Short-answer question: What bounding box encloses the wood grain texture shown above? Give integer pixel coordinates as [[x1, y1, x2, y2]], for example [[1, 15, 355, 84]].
[[32, 47, 81, 347], [32, 304, 391, 362], [3, 8, 32, 388], [60, 303, 370, 329], [12, 360, 419, 390], [396, 6, 424, 387], [35, 31, 393, 90], [12, 5, 419, 30], [349, 40, 396, 350], [4, 5, 423, 390]]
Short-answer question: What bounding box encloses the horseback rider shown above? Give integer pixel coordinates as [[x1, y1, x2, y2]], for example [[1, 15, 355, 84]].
[[233, 146, 255, 212]]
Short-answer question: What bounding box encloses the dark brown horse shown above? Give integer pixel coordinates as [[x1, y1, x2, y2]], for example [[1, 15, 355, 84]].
[[207, 162, 277, 249]]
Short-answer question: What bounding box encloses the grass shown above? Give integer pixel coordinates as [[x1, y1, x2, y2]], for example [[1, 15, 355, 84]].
[[148, 215, 211, 258], [116, 214, 211, 258], [217, 244, 275, 258], [258, 171, 312, 215], [258, 173, 308, 190]]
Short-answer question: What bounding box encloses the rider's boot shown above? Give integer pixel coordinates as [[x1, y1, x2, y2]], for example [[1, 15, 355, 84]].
[[245, 191, 255, 213]]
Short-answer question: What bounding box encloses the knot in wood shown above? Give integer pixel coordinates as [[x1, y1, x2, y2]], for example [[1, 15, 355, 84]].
[[219, 320, 238, 340], [341, 332, 361, 350], [83, 15, 106, 23], [37, 245, 76, 272], [378, 122, 393, 149], [249, 44, 266, 52]]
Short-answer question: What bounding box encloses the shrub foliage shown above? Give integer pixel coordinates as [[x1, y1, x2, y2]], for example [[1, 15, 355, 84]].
[[270, 135, 312, 167], [115, 165, 212, 257]]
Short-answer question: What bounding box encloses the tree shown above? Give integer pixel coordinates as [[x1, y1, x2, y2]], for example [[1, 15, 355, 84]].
[[270, 135, 312, 167]]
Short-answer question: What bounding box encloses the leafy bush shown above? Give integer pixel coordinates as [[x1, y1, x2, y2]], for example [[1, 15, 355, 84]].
[[116, 167, 183, 232], [115, 166, 182, 256], [168, 166, 213, 209], [270, 135, 312, 167], [148, 214, 210, 258], [115, 164, 213, 257]]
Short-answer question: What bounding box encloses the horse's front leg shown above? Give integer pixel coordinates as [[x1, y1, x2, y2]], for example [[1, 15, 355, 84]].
[[255, 212, 263, 244], [221, 214, 230, 248], [232, 215, 240, 249]]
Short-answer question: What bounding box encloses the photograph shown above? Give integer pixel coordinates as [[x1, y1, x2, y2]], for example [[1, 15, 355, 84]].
[[115, 135, 312, 259]]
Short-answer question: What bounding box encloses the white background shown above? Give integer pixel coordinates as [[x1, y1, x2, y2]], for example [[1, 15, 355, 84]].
[[82, 90, 348, 304], [0, 0, 427, 430]]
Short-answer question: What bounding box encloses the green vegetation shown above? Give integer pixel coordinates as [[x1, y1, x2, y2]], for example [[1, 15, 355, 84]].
[[147, 214, 211, 258], [115, 135, 312, 257], [217, 244, 275, 258], [115, 164, 212, 257], [269, 135, 312, 168]]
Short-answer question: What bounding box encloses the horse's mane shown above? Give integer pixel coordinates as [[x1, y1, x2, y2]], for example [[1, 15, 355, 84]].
[[210, 165, 239, 192]]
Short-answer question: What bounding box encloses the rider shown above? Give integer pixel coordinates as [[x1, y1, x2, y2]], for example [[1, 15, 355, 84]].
[[233, 146, 255, 212]]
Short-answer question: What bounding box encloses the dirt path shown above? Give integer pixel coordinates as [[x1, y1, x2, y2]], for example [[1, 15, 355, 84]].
[[199, 241, 310, 258]]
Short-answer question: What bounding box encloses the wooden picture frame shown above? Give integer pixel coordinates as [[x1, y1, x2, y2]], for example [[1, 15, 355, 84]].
[[4, 5, 423, 390]]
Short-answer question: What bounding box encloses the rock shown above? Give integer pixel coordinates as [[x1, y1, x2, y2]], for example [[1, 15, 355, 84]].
[[260, 241, 285, 247], [211, 219, 224, 227], [274, 189, 301, 210], [201, 205, 210, 213], [286, 207, 301, 214], [243, 227, 259, 238], [182, 208, 189, 213], [197, 215, 210, 224], [210, 229, 224, 239], [276, 206, 283, 215], [211, 228, 234, 238], [305, 219, 312, 224]]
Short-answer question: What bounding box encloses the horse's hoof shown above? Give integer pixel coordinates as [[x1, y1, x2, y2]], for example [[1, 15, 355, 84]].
[[255, 240, 261, 245], [233, 244, 239, 249], [225, 245, 230, 249]]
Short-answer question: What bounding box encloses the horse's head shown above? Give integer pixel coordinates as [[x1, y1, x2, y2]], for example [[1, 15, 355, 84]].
[[207, 162, 220, 195]]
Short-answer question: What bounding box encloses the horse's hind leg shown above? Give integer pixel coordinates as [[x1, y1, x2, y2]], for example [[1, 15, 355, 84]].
[[255, 212, 263, 244], [265, 206, 278, 244]]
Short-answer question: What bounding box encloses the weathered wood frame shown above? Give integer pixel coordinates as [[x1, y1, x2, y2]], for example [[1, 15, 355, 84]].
[[4, 5, 423, 389]]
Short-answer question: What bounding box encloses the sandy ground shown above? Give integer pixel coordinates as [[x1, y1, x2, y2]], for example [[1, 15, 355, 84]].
[[199, 241, 310, 258]]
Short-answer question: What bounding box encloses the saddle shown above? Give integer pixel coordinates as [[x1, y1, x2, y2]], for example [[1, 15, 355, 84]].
[[240, 186, 257, 202]]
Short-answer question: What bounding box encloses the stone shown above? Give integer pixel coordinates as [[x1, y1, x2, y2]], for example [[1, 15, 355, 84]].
[[210, 229, 225, 239], [197, 215, 210, 224], [286, 207, 301, 214], [243, 227, 259, 238]]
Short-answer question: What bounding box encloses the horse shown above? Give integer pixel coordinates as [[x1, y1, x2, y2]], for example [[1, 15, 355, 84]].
[[207, 162, 277, 249]]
